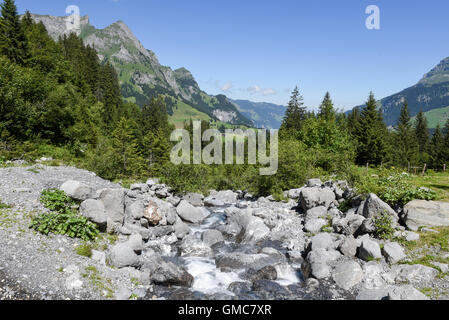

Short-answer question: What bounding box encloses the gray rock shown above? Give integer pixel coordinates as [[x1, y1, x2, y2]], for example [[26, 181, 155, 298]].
[[310, 233, 334, 251], [115, 287, 132, 300], [362, 194, 399, 222], [130, 183, 149, 193], [183, 193, 204, 207], [241, 216, 270, 243], [381, 242, 406, 264], [216, 252, 284, 271], [79, 199, 107, 231], [107, 243, 140, 268], [125, 200, 144, 220], [431, 262, 449, 273], [287, 188, 303, 200], [357, 238, 382, 261], [91, 250, 106, 265], [147, 226, 175, 239], [304, 218, 327, 233], [338, 235, 358, 257], [390, 264, 438, 284], [307, 179, 323, 187], [122, 223, 151, 240], [166, 196, 181, 207], [100, 188, 126, 234], [126, 233, 143, 254], [176, 200, 204, 224], [332, 260, 364, 290], [403, 200, 449, 231], [151, 262, 194, 287], [387, 285, 429, 300], [358, 218, 376, 234], [173, 217, 190, 239], [60, 180, 93, 201], [403, 231, 420, 242], [302, 248, 341, 279], [201, 229, 224, 246], [305, 206, 327, 222], [180, 235, 213, 257], [356, 287, 390, 300], [300, 187, 336, 211], [204, 190, 238, 207]]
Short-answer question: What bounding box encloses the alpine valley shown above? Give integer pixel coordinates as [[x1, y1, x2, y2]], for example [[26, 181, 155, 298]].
[[29, 13, 287, 129]]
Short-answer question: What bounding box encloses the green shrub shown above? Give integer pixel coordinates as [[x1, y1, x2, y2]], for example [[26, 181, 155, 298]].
[[373, 214, 395, 240], [30, 211, 99, 241], [40, 189, 76, 214]]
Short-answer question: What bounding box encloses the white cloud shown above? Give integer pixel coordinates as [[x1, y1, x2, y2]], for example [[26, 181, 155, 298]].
[[248, 85, 276, 95], [262, 88, 277, 95], [221, 82, 233, 92]]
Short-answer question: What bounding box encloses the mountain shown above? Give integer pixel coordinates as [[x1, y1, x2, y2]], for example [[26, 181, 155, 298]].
[[29, 14, 253, 128], [230, 99, 286, 129], [350, 57, 449, 127], [411, 105, 449, 129]]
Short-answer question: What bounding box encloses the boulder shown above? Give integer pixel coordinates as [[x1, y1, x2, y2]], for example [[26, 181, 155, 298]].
[[307, 179, 323, 188], [176, 200, 204, 224], [180, 235, 213, 257], [381, 242, 406, 264], [332, 260, 364, 290], [357, 238, 382, 261], [201, 229, 224, 246], [362, 194, 398, 222], [287, 188, 303, 200], [60, 180, 93, 201], [402, 200, 449, 231], [305, 206, 328, 222], [174, 217, 190, 239], [390, 264, 438, 284], [215, 252, 284, 271], [125, 200, 144, 220], [387, 285, 429, 300], [338, 235, 358, 257], [125, 233, 143, 254], [143, 200, 162, 226], [151, 262, 194, 287], [302, 248, 341, 280], [183, 193, 204, 207], [204, 190, 238, 207], [107, 243, 140, 268], [310, 233, 334, 251], [79, 199, 107, 231], [304, 218, 328, 233], [99, 188, 126, 234], [300, 187, 336, 211]]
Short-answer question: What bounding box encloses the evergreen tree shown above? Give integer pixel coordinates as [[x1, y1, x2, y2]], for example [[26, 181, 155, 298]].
[[443, 118, 449, 165], [430, 124, 444, 169], [111, 117, 144, 176], [395, 101, 418, 166], [280, 86, 307, 133], [141, 96, 172, 136], [354, 92, 387, 165], [347, 107, 360, 136], [0, 0, 29, 65], [414, 110, 429, 164], [318, 92, 336, 122]]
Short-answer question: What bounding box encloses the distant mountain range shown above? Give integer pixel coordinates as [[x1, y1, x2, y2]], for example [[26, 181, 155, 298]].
[[350, 57, 449, 128], [230, 99, 286, 129], [30, 14, 267, 128]]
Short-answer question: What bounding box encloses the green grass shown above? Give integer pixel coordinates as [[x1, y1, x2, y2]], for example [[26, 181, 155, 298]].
[[76, 243, 93, 258], [411, 106, 449, 129], [407, 171, 449, 202]]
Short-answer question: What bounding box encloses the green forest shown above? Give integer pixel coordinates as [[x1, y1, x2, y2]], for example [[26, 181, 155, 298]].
[[1, 0, 449, 199]]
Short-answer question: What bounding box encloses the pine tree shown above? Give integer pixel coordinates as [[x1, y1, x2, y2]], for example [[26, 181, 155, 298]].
[[442, 118, 449, 165], [318, 92, 336, 122], [347, 107, 360, 136], [430, 124, 444, 169], [0, 0, 29, 65], [280, 86, 307, 133], [112, 117, 144, 176], [395, 101, 418, 166], [414, 110, 429, 164], [354, 92, 387, 165], [141, 96, 172, 137]]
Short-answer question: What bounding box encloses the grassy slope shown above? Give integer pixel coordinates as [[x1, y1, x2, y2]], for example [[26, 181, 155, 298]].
[[412, 106, 449, 129], [408, 171, 449, 202]]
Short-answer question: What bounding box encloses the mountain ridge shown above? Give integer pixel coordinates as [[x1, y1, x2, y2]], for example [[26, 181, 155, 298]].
[[29, 13, 254, 127]]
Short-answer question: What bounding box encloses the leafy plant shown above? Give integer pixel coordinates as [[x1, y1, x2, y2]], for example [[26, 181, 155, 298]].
[[40, 189, 76, 214], [30, 211, 99, 241], [373, 214, 395, 240]]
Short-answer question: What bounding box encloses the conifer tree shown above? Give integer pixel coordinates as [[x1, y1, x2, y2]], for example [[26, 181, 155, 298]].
[[395, 101, 418, 166], [354, 92, 387, 165], [280, 86, 307, 133], [318, 92, 336, 122], [347, 107, 360, 136], [0, 0, 29, 65], [414, 110, 429, 163], [430, 124, 444, 169]]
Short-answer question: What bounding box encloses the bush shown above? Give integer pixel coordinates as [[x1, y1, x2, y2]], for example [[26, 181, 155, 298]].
[[373, 214, 395, 240], [30, 189, 99, 241], [30, 211, 99, 241], [40, 189, 76, 214]]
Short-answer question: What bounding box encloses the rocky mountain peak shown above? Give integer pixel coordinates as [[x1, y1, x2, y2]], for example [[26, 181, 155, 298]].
[[419, 56, 449, 86]]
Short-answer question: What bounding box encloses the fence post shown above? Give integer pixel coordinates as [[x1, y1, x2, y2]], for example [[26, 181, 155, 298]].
[[422, 163, 427, 175], [444, 164, 446, 172], [408, 162, 410, 172], [366, 162, 369, 175]]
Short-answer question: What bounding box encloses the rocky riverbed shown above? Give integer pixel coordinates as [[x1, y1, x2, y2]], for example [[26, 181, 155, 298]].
[[0, 164, 448, 300]]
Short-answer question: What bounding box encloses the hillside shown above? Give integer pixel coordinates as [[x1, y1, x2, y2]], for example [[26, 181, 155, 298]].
[[412, 105, 449, 129], [29, 14, 253, 128], [351, 57, 449, 126], [230, 99, 286, 129]]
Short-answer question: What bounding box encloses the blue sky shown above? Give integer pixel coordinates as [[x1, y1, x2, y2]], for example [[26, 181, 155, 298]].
[[14, 0, 449, 111]]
